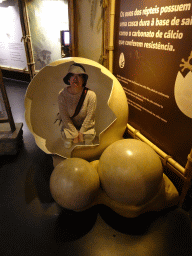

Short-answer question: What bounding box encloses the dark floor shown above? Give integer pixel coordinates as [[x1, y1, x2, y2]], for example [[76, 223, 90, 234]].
[[0, 78, 192, 256]]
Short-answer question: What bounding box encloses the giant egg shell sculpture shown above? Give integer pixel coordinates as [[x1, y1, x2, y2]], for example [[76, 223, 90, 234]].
[[25, 57, 128, 161]]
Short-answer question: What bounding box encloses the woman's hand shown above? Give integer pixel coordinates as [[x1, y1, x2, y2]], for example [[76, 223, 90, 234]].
[[73, 136, 79, 143], [78, 132, 84, 142], [73, 132, 84, 143]]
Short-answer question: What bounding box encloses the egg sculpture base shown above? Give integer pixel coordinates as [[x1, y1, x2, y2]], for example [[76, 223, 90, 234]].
[[50, 139, 179, 218]]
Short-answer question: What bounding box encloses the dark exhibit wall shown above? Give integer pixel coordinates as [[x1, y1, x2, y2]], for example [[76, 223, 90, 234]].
[[113, 0, 192, 167]]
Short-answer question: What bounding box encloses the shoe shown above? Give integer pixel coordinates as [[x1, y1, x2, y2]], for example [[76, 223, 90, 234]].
[[64, 140, 72, 149], [85, 140, 93, 146]]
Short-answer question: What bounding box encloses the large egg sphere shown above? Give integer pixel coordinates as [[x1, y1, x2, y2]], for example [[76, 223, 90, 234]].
[[50, 158, 100, 210], [98, 139, 163, 205]]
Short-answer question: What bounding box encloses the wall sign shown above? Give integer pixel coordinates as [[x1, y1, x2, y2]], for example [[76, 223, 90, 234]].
[[0, 1, 28, 70], [113, 0, 192, 166]]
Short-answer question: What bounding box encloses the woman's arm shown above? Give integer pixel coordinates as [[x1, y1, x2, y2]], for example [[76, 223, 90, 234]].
[[79, 91, 97, 134], [58, 92, 79, 139]]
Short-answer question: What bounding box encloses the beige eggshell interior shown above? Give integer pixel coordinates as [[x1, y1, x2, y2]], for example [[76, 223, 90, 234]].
[[25, 57, 129, 160]]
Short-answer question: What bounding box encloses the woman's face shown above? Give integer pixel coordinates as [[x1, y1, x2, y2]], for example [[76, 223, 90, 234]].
[[69, 74, 84, 88]]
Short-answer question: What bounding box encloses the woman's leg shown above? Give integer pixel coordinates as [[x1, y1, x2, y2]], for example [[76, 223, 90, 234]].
[[61, 130, 73, 149]]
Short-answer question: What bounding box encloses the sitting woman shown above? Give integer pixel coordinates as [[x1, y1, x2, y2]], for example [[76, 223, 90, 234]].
[[58, 63, 97, 149]]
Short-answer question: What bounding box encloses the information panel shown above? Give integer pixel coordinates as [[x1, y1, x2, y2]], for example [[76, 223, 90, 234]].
[[113, 0, 192, 166], [0, 1, 28, 70]]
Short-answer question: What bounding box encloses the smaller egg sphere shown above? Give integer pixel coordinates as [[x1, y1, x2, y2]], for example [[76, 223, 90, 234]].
[[50, 158, 100, 210], [98, 139, 163, 205]]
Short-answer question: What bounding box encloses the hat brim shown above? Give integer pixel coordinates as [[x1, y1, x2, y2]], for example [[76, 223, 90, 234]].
[[63, 73, 88, 86]]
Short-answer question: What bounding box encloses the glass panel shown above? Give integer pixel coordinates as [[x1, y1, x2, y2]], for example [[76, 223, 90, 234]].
[[27, 0, 69, 71], [0, 0, 28, 70]]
